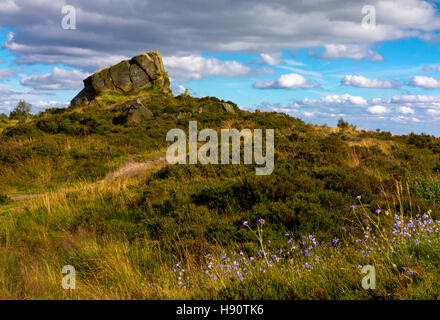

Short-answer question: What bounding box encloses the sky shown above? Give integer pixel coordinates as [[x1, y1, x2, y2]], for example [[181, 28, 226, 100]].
[[1, 0, 440, 135]]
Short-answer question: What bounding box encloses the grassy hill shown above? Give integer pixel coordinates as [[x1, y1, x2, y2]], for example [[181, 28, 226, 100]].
[[0, 86, 440, 299]]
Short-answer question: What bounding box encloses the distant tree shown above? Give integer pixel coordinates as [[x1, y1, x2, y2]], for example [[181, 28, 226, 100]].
[[9, 100, 32, 121], [337, 117, 349, 129], [0, 113, 8, 122]]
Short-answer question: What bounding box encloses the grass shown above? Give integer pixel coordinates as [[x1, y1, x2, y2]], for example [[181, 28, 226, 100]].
[[1, 89, 440, 299], [0, 172, 439, 299]]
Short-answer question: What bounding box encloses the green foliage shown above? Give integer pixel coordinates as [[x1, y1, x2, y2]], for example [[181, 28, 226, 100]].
[[9, 100, 32, 121], [0, 193, 10, 205], [0, 113, 8, 123], [1, 89, 440, 298], [337, 117, 349, 129]]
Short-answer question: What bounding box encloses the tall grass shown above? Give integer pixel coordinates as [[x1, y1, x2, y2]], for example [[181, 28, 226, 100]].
[[0, 172, 439, 299]]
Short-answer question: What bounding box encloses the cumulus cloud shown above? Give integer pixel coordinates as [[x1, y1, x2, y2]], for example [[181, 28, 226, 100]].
[[1, 0, 440, 70], [258, 53, 284, 66], [367, 105, 390, 114], [426, 108, 440, 116], [341, 74, 400, 89], [409, 75, 440, 89], [317, 93, 368, 106], [163, 55, 251, 82], [252, 92, 440, 133], [396, 106, 415, 114], [313, 44, 384, 61], [20, 67, 90, 90], [171, 84, 187, 95], [253, 73, 319, 90]]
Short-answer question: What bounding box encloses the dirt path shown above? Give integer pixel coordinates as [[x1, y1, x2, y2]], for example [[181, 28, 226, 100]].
[[1, 155, 167, 210], [10, 194, 45, 201]]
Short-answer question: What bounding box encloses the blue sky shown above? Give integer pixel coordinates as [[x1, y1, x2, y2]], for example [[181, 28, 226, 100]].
[[2, 0, 440, 135]]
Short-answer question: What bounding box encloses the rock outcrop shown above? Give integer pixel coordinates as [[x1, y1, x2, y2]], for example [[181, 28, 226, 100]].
[[71, 51, 171, 107]]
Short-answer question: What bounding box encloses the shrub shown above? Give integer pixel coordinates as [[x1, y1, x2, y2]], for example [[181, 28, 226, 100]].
[[9, 100, 32, 121], [0, 193, 11, 205]]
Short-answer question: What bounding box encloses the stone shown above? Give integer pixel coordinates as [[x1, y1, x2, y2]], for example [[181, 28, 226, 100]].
[[123, 99, 153, 124], [109, 60, 132, 92], [71, 50, 171, 107], [132, 51, 164, 80], [221, 102, 235, 113], [89, 67, 113, 94], [130, 63, 149, 87]]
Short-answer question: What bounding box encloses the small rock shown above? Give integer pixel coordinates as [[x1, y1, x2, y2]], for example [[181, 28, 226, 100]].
[[222, 102, 235, 113], [123, 99, 153, 124]]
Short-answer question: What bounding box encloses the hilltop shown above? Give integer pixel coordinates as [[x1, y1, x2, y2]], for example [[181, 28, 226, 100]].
[[0, 52, 440, 299]]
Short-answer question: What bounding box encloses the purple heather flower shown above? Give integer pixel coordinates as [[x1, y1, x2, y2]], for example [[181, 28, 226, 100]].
[[242, 221, 249, 227], [357, 265, 362, 269], [258, 218, 265, 225], [350, 205, 357, 211], [375, 209, 382, 215], [415, 182, 419, 187], [356, 195, 362, 200]]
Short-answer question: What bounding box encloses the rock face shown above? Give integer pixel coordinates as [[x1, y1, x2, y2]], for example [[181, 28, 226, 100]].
[[221, 102, 235, 113], [124, 102, 153, 124], [71, 51, 171, 107]]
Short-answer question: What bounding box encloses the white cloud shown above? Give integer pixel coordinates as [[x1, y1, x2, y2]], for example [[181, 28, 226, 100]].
[[396, 106, 415, 114], [409, 75, 440, 89], [341, 75, 400, 89], [319, 94, 367, 106], [171, 84, 187, 95], [20, 67, 90, 90], [258, 53, 284, 66], [163, 55, 251, 82], [314, 44, 383, 61], [367, 105, 390, 114], [2, 0, 440, 69], [0, 69, 16, 80], [427, 109, 440, 116], [253, 73, 319, 90]]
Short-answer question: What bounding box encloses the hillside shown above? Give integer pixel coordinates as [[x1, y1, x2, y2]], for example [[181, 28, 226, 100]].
[[0, 52, 440, 299]]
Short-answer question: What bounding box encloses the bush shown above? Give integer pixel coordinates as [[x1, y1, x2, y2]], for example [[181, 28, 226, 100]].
[[9, 100, 32, 121], [0, 193, 11, 205], [0, 113, 8, 123], [337, 117, 349, 129]]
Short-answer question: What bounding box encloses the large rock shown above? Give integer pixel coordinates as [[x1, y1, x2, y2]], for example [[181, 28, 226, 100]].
[[89, 67, 114, 94], [71, 50, 171, 107], [130, 63, 149, 87], [132, 51, 164, 80], [109, 60, 132, 92]]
